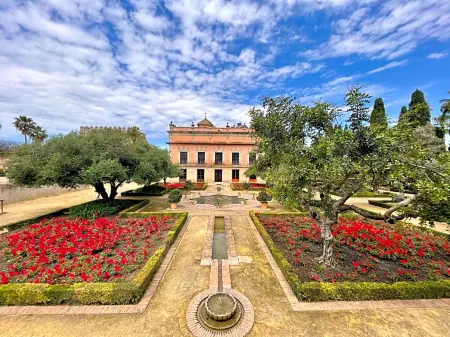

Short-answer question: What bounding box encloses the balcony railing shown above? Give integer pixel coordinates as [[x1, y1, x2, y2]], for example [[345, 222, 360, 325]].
[[232, 160, 240, 165]]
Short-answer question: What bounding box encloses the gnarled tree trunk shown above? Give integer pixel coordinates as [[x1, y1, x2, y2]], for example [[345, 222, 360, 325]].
[[94, 182, 109, 201]]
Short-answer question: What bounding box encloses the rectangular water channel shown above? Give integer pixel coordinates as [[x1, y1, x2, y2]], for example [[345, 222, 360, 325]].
[[212, 216, 228, 260]]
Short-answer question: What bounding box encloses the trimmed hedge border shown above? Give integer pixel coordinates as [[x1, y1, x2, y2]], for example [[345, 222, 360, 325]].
[[119, 200, 150, 213], [249, 211, 450, 302], [368, 200, 395, 209], [121, 188, 170, 197], [352, 191, 393, 198], [121, 183, 208, 196], [0, 212, 188, 306]]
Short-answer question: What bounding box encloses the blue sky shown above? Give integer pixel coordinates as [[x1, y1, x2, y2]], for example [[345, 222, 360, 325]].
[[0, 0, 449, 148]]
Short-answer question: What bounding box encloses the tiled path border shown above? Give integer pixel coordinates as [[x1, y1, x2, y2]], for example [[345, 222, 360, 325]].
[[246, 215, 450, 311], [201, 215, 239, 266], [0, 215, 192, 316]]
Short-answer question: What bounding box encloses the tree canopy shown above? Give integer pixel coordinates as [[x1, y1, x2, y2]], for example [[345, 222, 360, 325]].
[[6, 129, 177, 200], [248, 87, 450, 266], [370, 98, 388, 129], [402, 89, 431, 127]]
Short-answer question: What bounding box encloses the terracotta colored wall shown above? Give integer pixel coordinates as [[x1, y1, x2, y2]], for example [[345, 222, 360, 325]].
[[167, 125, 261, 183]]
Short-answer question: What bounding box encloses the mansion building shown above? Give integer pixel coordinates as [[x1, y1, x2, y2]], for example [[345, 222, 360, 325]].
[[167, 116, 261, 184]]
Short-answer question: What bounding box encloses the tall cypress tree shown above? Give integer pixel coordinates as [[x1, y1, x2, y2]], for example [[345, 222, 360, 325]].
[[398, 106, 408, 125], [406, 89, 431, 127], [370, 98, 388, 129]]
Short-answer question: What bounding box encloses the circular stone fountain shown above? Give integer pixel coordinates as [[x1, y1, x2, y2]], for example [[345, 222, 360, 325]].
[[187, 290, 254, 336], [205, 293, 237, 321]]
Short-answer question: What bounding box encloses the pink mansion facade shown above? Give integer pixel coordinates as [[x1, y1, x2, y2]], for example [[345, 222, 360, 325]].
[[167, 117, 261, 184]]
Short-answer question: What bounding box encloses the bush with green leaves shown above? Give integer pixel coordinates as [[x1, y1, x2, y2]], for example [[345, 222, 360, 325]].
[[184, 180, 194, 191], [168, 188, 182, 203], [242, 181, 251, 190], [256, 191, 273, 203], [68, 200, 137, 219]]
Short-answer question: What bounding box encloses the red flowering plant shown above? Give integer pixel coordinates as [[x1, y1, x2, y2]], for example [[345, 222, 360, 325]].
[[0, 215, 174, 285], [161, 182, 206, 190], [257, 213, 450, 283], [230, 183, 267, 190]]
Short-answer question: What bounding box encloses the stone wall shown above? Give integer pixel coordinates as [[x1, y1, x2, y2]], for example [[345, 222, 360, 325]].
[[0, 184, 83, 205]]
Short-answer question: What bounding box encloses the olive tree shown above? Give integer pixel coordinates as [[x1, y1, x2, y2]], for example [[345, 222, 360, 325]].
[[249, 87, 450, 267], [6, 128, 173, 201]]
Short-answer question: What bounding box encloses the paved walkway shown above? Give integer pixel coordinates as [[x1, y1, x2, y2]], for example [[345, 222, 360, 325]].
[[1, 210, 449, 337], [0, 183, 139, 227]]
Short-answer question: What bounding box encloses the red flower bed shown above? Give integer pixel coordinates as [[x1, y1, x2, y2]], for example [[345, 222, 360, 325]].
[[258, 214, 450, 283], [231, 183, 267, 190], [161, 182, 206, 190], [0, 216, 174, 285]]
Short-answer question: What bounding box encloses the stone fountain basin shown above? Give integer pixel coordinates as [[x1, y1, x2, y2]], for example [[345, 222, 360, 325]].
[[205, 293, 237, 321]]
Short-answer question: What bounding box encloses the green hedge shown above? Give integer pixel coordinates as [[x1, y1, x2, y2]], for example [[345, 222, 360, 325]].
[[249, 211, 450, 302], [0, 212, 188, 306], [121, 185, 170, 196], [119, 200, 149, 214], [68, 199, 139, 219], [368, 200, 395, 209], [352, 191, 392, 198]]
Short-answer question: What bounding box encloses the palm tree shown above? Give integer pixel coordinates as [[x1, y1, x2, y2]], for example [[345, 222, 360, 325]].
[[29, 125, 48, 143], [127, 126, 145, 143], [439, 91, 450, 151], [441, 91, 450, 115], [12, 116, 36, 144]]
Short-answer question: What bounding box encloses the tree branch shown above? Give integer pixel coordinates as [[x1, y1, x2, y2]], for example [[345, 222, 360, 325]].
[[334, 180, 363, 207], [339, 204, 386, 220], [339, 196, 416, 221], [384, 195, 416, 218]]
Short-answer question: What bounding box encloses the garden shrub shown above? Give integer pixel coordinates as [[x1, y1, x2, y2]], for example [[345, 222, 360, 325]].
[[184, 180, 194, 191], [122, 184, 169, 196], [368, 200, 395, 209], [168, 189, 182, 203], [256, 191, 273, 202], [68, 199, 138, 219]]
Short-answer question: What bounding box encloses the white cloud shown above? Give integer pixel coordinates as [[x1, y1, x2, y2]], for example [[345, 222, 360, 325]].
[[366, 60, 408, 74], [300, 0, 450, 60], [0, 0, 329, 143], [0, 0, 447, 144], [427, 52, 448, 60]]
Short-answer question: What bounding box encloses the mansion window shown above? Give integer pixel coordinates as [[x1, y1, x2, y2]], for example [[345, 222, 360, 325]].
[[197, 169, 205, 182], [249, 152, 256, 166], [180, 152, 188, 164], [232, 152, 240, 165], [180, 169, 187, 182], [215, 152, 223, 165], [232, 169, 240, 181], [249, 174, 257, 182], [198, 152, 205, 165]]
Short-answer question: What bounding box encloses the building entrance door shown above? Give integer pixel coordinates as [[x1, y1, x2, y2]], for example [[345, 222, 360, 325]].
[[214, 169, 222, 182]]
